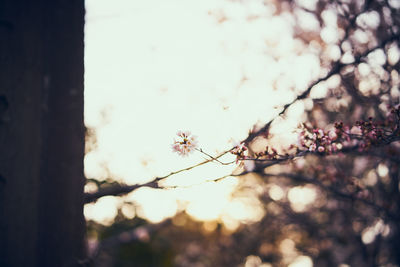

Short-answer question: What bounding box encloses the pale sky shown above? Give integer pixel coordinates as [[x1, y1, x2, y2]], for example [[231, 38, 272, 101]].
[[83, 0, 322, 228]]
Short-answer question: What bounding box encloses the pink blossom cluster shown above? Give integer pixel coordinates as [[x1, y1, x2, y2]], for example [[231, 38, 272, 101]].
[[171, 131, 198, 156], [344, 119, 384, 150], [254, 146, 278, 159], [230, 107, 400, 162], [298, 128, 339, 154], [231, 143, 280, 163], [299, 106, 400, 154]]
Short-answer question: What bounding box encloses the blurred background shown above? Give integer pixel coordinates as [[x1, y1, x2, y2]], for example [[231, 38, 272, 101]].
[[83, 0, 400, 266]]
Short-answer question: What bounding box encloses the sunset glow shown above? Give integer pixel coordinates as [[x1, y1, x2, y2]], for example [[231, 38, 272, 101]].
[[84, 0, 322, 227]]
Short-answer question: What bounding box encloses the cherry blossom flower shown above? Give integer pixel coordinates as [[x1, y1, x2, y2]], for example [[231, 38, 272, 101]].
[[172, 131, 198, 156]]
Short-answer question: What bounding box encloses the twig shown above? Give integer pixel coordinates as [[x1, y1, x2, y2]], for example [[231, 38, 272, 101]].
[[196, 148, 234, 165], [84, 149, 231, 203]]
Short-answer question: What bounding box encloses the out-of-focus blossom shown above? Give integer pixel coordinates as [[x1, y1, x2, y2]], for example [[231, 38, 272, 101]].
[[232, 142, 247, 155], [231, 142, 248, 163], [309, 143, 317, 152], [172, 131, 198, 156], [350, 126, 362, 135], [328, 130, 338, 141], [243, 160, 255, 172]]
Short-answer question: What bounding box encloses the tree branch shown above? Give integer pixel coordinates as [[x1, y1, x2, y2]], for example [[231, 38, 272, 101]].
[[85, 32, 399, 204], [84, 149, 230, 203]]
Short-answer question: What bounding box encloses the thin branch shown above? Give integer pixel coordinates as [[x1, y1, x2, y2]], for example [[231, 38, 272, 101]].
[[84, 182, 159, 203], [85, 131, 399, 203], [84, 149, 231, 203], [196, 148, 234, 165]]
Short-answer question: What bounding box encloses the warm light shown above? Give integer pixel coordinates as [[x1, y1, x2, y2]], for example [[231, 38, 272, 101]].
[[280, 238, 295, 251], [269, 184, 284, 201], [224, 197, 265, 223], [126, 187, 178, 223], [388, 44, 400, 65], [288, 186, 316, 212], [202, 221, 218, 232], [280, 238, 298, 264], [121, 203, 136, 219], [183, 178, 237, 221], [361, 219, 391, 244], [84, 0, 322, 225], [377, 163, 389, 177], [84, 196, 121, 225], [288, 256, 313, 267], [244, 255, 272, 267]]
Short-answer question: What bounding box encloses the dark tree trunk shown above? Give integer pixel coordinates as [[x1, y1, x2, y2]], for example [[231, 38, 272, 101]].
[[0, 1, 86, 266]]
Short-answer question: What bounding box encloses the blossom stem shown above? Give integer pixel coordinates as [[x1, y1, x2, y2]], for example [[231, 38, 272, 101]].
[[195, 148, 234, 165]]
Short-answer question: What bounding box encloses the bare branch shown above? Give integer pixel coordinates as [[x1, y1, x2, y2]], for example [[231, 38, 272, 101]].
[[84, 149, 231, 203], [85, 124, 399, 203]]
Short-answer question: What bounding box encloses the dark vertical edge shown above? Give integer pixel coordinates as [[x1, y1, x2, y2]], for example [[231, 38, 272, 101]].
[[0, 1, 44, 266], [37, 0, 87, 266]]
